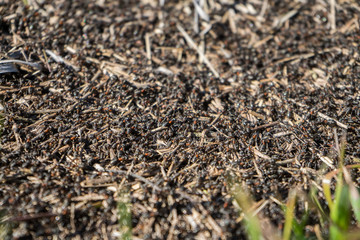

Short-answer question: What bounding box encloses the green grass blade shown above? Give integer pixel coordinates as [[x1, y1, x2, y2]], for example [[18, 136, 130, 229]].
[[291, 214, 309, 240], [117, 190, 132, 240], [332, 177, 351, 230], [349, 190, 360, 225], [283, 190, 296, 240], [343, 167, 360, 224], [246, 214, 262, 240], [323, 177, 334, 211], [330, 176, 351, 240], [347, 164, 360, 169], [309, 186, 326, 220], [232, 184, 262, 240], [330, 225, 343, 240]]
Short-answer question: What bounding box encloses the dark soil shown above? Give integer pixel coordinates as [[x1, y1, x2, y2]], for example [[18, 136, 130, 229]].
[[0, 0, 359, 239]]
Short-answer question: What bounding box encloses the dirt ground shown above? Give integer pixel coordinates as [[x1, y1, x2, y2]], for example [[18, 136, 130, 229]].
[[0, 0, 359, 239]]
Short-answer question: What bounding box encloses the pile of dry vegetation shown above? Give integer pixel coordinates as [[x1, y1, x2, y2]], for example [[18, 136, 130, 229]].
[[0, 0, 359, 239]]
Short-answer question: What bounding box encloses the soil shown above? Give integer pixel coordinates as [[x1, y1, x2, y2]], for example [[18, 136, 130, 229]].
[[0, 0, 359, 239]]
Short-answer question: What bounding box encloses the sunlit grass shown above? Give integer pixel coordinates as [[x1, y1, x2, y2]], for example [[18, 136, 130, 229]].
[[227, 173, 280, 240], [229, 139, 360, 240], [117, 190, 132, 240], [321, 164, 360, 240], [231, 183, 263, 240]]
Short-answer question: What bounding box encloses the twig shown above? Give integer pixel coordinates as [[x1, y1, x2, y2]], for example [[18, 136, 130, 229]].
[[9, 212, 58, 222], [177, 23, 220, 78], [145, 33, 152, 63], [103, 169, 162, 191], [193, 0, 209, 21], [317, 112, 348, 129], [46, 49, 80, 71], [251, 121, 279, 131], [274, 53, 314, 65], [273, 9, 299, 28], [289, 99, 348, 129], [330, 0, 336, 33], [0, 59, 42, 70], [252, 147, 271, 160], [257, 0, 268, 21], [317, 154, 335, 169]]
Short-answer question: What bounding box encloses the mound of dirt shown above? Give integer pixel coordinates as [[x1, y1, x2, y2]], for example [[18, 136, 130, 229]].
[[0, 0, 359, 239]]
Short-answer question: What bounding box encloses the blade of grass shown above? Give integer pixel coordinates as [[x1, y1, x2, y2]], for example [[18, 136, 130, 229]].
[[323, 172, 337, 210], [176, 23, 220, 78], [292, 210, 310, 240], [309, 186, 326, 219], [347, 164, 360, 169], [343, 167, 360, 225], [329, 136, 356, 239], [330, 175, 351, 240], [232, 184, 262, 240], [117, 190, 132, 240], [308, 186, 328, 231], [283, 190, 296, 240]]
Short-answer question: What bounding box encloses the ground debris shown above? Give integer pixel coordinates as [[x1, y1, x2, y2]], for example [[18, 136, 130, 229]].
[[0, 0, 359, 239]]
